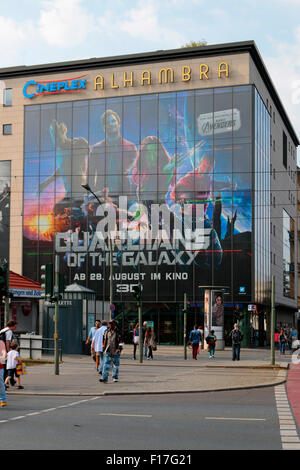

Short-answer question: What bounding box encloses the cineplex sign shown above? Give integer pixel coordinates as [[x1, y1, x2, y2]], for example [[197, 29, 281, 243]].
[[23, 61, 230, 99]]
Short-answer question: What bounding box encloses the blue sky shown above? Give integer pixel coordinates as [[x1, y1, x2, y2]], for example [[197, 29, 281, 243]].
[[1, 0, 300, 140]]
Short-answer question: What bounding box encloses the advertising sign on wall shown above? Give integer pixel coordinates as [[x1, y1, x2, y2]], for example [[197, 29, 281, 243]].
[[23, 86, 253, 302]]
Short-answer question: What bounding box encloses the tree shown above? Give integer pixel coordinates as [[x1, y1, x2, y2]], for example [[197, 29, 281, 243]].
[[181, 40, 207, 48]]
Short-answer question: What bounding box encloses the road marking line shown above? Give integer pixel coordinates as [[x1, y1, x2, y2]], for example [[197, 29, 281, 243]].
[[205, 417, 266, 421], [99, 413, 152, 418], [280, 425, 297, 430], [0, 397, 102, 426]]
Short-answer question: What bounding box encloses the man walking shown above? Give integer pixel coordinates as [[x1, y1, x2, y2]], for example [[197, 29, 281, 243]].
[[230, 323, 243, 361], [86, 320, 101, 366], [189, 325, 202, 360], [92, 321, 108, 375], [100, 321, 123, 384]]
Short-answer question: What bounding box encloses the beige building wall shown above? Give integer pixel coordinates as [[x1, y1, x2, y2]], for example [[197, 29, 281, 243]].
[[1, 52, 251, 276]]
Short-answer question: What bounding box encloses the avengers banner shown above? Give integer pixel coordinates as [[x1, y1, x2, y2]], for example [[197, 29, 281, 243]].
[[23, 86, 253, 302]]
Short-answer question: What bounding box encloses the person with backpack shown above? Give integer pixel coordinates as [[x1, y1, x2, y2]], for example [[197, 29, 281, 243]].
[[230, 323, 243, 361], [0, 320, 18, 381], [189, 325, 202, 360], [206, 330, 217, 359]]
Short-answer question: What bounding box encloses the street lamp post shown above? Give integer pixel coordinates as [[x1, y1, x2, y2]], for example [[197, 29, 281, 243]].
[[81, 184, 113, 310]]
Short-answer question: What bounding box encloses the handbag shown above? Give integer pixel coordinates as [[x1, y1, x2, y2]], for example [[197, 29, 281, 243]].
[[133, 335, 139, 345]]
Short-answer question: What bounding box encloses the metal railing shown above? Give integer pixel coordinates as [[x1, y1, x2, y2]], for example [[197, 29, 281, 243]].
[[16, 334, 62, 361]]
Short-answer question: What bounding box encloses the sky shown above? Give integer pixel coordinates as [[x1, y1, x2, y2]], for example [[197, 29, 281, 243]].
[[1, 0, 300, 147]]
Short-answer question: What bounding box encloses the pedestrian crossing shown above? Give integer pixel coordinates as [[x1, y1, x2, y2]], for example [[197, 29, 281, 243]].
[[275, 385, 300, 450]]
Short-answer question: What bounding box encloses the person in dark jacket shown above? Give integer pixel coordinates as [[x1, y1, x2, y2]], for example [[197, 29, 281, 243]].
[[230, 323, 243, 361], [189, 325, 202, 360], [99, 320, 123, 384]]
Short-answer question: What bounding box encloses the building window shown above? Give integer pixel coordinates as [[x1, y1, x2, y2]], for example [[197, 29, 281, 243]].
[[273, 196, 275, 208], [273, 225, 275, 236], [3, 88, 12, 107], [273, 139, 275, 151], [283, 131, 287, 168], [2, 124, 12, 135], [273, 111, 275, 124], [273, 168, 275, 179]]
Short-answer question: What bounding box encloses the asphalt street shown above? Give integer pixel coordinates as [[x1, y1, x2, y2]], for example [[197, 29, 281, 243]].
[[0, 387, 285, 450]]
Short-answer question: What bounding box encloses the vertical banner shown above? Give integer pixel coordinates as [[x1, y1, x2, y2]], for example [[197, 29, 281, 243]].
[[0, 161, 11, 261], [211, 291, 225, 350], [204, 289, 211, 350]]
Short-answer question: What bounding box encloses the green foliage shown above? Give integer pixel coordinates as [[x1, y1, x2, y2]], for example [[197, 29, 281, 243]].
[[181, 40, 207, 48]]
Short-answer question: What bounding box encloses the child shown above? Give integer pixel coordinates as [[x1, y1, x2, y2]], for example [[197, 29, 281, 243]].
[[4, 342, 24, 390], [206, 330, 217, 359]]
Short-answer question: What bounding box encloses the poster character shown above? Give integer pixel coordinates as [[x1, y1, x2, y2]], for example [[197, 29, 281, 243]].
[[38, 119, 89, 199], [212, 294, 224, 327], [87, 109, 137, 194]]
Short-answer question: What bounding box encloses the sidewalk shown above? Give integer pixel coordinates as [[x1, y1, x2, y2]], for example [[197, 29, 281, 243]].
[[8, 346, 289, 397]]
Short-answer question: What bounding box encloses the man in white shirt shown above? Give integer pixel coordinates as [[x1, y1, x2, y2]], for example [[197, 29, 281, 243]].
[[92, 321, 108, 375], [85, 320, 101, 364]]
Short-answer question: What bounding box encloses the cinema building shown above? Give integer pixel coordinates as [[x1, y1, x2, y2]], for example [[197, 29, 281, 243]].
[[0, 41, 298, 348]]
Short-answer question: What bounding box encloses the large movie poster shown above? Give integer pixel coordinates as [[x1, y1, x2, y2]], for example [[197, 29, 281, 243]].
[[23, 86, 252, 302], [0, 161, 11, 263]]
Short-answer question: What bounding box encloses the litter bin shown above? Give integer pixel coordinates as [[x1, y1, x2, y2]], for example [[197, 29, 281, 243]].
[[19, 334, 42, 360]]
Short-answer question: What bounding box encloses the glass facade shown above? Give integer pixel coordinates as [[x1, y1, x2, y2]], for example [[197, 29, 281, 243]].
[[23, 85, 253, 308], [283, 209, 295, 298], [254, 89, 271, 305]]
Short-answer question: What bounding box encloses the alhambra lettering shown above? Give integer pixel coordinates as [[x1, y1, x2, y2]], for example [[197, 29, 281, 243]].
[[94, 62, 229, 91]]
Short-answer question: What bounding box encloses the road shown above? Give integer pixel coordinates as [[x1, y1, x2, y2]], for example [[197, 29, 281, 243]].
[[0, 386, 297, 450]]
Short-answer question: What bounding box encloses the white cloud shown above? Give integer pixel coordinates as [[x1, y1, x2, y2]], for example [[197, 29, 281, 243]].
[[118, 1, 184, 47], [38, 0, 95, 47], [0, 16, 35, 64]]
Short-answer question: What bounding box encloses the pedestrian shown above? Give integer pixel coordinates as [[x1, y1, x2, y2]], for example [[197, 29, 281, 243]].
[[144, 327, 156, 360], [133, 323, 139, 360], [198, 326, 204, 353], [0, 320, 18, 352], [0, 320, 18, 381], [4, 342, 24, 390], [230, 323, 243, 361], [206, 330, 217, 359], [92, 321, 108, 375], [0, 338, 7, 407], [189, 325, 202, 360], [86, 319, 101, 365], [274, 329, 280, 350], [142, 321, 148, 359], [100, 320, 123, 384], [279, 328, 287, 355]]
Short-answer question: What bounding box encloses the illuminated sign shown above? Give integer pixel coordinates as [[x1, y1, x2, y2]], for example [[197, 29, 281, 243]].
[[23, 75, 87, 99]]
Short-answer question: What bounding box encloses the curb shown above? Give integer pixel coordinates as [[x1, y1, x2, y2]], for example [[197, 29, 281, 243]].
[[7, 377, 287, 397]]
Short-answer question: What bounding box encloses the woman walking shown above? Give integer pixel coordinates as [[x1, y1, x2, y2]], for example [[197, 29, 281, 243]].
[[133, 323, 139, 360], [279, 328, 287, 355], [144, 327, 156, 360], [205, 330, 217, 359]]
